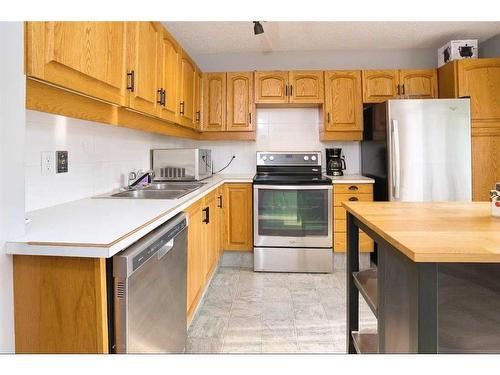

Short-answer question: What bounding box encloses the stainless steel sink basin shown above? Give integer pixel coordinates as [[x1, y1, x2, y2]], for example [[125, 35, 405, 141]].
[[103, 182, 205, 200]]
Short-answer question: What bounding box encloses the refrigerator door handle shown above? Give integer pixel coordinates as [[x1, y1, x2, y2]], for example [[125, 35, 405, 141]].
[[391, 119, 401, 200]]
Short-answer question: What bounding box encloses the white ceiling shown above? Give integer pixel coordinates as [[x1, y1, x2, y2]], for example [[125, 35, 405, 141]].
[[162, 22, 500, 55]]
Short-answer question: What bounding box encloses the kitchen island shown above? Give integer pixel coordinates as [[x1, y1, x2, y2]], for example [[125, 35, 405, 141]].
[[343, 202, 500, 354]]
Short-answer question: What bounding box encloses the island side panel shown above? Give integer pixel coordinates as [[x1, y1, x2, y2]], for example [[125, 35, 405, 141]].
[[438, 264, 500, 353], [375, 243, 438, 353], [13, 255, 109, 353], [346, 212, 360, 353]]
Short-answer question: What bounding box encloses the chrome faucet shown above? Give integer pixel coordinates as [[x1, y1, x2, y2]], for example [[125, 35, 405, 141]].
[[128, 169, 154, 189]]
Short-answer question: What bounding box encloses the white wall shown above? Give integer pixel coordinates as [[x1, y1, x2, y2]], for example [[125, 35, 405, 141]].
[[199, 108, 360, 175], [480, 33, 500, 57], [26, 108, 360, 212], [191, 48, 437, 71], [25, 110, 193, 212], [0, 22, 25, 353]]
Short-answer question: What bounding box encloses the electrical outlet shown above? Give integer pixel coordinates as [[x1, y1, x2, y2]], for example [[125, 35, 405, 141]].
[[41, 151, 55, 176]]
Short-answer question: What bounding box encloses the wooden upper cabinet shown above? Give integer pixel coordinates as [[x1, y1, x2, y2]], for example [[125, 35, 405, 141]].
[[126, 22, 161, 117], [25, 22, 127, 106], [399, 69, 437, 99], [227, 72, 255, 131], [254, 71, 289, 104], [362, 70, 399, 103], [179, 50, 196, 127], [289, 71, 324, 103], [157, 28, 180, 123], [324, 71, 363, 133], [202, 73, 226, 131], [457, 59, 500, 122], [194, 69, 202, 129]]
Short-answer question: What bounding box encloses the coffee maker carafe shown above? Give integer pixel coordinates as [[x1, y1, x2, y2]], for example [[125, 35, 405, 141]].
[[326, 148, 346, 176]]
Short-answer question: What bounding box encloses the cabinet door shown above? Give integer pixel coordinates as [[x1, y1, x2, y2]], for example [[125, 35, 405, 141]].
[[157, 28, 180, 123], [194, 69, 202, 129], [254, 71, 289, 104], [127, 22, 161, 117], [202, 73, 226, 131], [223, 183, 253, 251], [399, 69, 437, 99], [324, 70, 362, 132], [227, 72, 255, 131], [457, 59, 500, 123], [289, 71, 324, 104], [216, 186, 224, 258], [203, 191, 218, 280], [362, 70, 399, 103], [25, 22, 127, 105], [472, 128, 500, 201], [179, 51, 196, 127], [186, 200, 204, 317]]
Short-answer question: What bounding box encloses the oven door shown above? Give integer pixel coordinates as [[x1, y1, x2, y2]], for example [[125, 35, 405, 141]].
[[253, 184, 332, 248]]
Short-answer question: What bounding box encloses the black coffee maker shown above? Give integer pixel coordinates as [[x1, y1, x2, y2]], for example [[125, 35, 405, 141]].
[[326, 148, 346, 176]]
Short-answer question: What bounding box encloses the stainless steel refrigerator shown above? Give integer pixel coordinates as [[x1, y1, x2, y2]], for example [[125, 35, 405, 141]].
[[361, 99, 472, 202]]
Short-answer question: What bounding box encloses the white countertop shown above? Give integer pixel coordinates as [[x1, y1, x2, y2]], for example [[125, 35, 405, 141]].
[[6, 174, 253, 258], [326, 175, 375, 184], [7, 173, 374, 258]]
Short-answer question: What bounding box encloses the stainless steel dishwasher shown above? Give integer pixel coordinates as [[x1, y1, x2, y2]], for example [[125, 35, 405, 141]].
[[113, 213, 187, 353]]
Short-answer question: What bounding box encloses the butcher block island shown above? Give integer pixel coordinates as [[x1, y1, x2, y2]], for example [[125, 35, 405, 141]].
[[344, 202, 500, 354]]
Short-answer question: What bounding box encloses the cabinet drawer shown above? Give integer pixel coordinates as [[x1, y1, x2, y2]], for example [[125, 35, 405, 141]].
[[333, 184, 373, 194], [334, 219, 347, 233], [334, 193, 373, 207], [334, 232, 374, 253], [333, 207, 347, 220]]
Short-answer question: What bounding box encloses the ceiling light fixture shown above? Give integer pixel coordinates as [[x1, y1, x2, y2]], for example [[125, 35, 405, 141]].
[[253, 21, 264, 35]]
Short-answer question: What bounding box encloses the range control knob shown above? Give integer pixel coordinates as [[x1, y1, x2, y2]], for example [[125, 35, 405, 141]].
[[311, 155, 317, 161], [303, 155, 309, 161], [269, 156, 275, 161], [262, 156, 267, 161]]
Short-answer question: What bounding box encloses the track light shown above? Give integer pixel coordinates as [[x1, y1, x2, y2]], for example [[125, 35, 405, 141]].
[[253, 21, 264, 35]]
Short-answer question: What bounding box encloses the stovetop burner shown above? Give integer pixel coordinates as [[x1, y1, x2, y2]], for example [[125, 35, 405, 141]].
[[253, 151, 331, 185]]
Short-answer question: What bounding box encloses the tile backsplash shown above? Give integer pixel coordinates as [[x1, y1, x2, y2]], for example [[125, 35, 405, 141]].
[[25, 108, 361, 212]]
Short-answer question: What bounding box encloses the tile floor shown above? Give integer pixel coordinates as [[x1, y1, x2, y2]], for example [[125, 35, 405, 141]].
[[186, 266, 377, 354]]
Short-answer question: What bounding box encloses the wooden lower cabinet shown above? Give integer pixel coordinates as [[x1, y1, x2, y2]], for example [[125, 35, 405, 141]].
[[185, 188, 225, 322], [333, 183, 374, 252], [223, 183, 253, 251], [185, 199, 205, 321], [13, 256, 108, 353]]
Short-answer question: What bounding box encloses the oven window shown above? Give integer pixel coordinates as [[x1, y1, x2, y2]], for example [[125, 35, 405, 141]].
[[258, 189, 329, 237]]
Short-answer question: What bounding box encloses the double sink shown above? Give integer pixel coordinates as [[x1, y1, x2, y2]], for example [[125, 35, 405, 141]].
[[105, 182, 205, 200]]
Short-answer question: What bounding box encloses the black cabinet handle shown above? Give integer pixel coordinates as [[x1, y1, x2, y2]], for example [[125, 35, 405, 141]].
[[157, 88, 163, 104], [285, 85, 288, 97], [348, 197, 359, 201], [327, 112, 331, 124], [401, 84, 405, 95], [290, 85, 293, 97], [180, 101, 185, 115], [202, 207, 210, 224], [217, 195, 223, 208], [397, 84, 401, 96], [249, 112, 252, 124], [127, 70, 135, 92], [196, 110, 201, 123], [348, 186, 358, 191]]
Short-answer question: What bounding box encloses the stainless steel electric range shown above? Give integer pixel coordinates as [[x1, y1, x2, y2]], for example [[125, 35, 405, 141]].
[[253, 151, 333, 273]]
